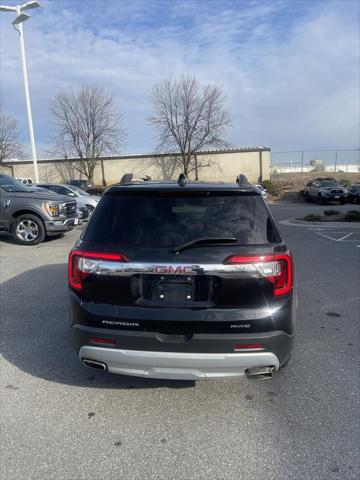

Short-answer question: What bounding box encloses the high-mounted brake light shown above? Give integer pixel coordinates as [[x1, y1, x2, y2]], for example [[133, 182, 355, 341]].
[[224, 253, 293, 296], [68, 250, 128, 291]]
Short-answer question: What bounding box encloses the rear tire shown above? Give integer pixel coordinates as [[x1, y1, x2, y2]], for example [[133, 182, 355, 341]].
[[12, 214, 46, 245], [317, 195, 324, 205], [340, 198, 346, 205], [305, 193, 311, 202]]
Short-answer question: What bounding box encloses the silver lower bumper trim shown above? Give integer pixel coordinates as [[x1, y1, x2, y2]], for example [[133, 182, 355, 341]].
[[79, 346, 280, 380]]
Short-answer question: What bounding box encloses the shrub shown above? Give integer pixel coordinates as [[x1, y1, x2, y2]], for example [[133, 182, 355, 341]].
[[339, 178, 351, 187], [261, 180, 281, 196], [324, 209, 340, 216], [344, 210, 360, 222], [304, 214, 322, 221]]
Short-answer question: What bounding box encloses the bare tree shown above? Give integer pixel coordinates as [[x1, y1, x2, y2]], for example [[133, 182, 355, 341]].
[[53, 159, 81, 183], [0, 109, 23, 163], [50, 85, 126, 181], [149, 75, 231, 177], [141, 155, 179, 180]]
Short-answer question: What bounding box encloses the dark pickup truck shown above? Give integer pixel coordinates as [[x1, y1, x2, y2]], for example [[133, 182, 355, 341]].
[[0, 174, 77, 245]]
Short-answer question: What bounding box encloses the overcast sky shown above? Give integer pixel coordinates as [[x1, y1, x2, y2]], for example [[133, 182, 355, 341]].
[[0, 0, 359, 160]]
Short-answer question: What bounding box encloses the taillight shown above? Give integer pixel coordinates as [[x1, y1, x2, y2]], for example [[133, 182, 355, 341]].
[[224, 253, 293, 296], [68, 250, 129, 291]]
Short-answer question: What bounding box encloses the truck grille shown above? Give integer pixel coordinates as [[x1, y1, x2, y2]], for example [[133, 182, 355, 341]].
[[331, 189, 343, 194], [64, 201, 77, 214]]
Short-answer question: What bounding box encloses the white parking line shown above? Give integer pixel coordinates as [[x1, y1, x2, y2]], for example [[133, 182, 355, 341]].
[[314, 230, 360, 242], [336, 232, 353, 241]]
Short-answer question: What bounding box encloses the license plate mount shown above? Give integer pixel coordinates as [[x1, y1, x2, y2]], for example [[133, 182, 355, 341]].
[[136, 274, 214, 307]]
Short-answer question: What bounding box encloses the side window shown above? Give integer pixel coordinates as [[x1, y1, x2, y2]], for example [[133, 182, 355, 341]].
[[54, 186, 70, 195]]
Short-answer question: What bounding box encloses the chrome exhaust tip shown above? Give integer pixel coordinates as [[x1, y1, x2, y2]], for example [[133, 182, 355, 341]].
[[82, 358, 107, 370], [246, 366, 275, 379]]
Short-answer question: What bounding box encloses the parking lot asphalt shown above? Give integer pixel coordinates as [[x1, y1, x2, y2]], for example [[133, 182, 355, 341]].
[[1, 202, 359, 480]]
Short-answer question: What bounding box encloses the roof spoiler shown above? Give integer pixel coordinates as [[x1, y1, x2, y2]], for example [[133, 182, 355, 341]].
[[119, 173, 152, 184], [236, 174, 249, 186]]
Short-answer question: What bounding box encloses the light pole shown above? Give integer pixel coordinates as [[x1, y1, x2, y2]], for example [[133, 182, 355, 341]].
[[0, 1, 41, 182]]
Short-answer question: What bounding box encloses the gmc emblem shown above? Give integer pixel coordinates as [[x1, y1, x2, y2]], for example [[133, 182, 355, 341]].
[[154, 265, 194, 275]]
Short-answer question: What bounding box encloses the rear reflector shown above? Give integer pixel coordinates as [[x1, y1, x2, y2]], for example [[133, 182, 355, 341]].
[[90, 337, 116, 345], [68, 250, 128, 291], [234, 343, 263, 351], [224, 253, 293, 296]]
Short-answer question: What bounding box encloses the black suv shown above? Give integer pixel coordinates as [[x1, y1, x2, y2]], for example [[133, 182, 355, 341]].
[[69, 175, 296, 380]]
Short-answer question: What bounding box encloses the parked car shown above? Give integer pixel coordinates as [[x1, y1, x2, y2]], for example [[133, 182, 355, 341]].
[[255, 184, 267, 201], [69, 174, 296, 381], [36, 183, 100, 217], [66, 179, 94, 192], [304, 179, 347, 204], [0, 174, 77, 245], [346, 185, 360, 204], [16, 178, 33, 185]]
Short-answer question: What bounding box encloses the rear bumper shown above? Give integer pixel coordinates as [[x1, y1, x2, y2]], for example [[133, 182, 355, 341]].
[[79, 345, 280, 380], [70, 324, 293, 380]]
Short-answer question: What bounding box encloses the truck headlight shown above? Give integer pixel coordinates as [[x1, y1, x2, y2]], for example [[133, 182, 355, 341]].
[[43, 202, 60, 217]]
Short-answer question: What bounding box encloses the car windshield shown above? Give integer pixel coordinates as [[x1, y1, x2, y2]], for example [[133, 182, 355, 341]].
[[319, 181, 339, 187], [83, 191, 280, 247], [0, 175, 31, 192], [69, 185, 90, 196]]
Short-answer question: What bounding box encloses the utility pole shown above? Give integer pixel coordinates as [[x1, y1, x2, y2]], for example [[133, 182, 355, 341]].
[[0, 2, 41, 182]]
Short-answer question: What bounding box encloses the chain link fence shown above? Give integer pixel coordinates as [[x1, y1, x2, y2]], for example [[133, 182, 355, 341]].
[[271, 149, 360, 182]]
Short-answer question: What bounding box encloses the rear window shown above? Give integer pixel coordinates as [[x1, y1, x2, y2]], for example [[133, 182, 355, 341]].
[[83, 191, 280, 246]]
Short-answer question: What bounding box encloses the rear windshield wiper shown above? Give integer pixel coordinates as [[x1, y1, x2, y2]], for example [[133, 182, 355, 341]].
[[174, 237, 237, 254]]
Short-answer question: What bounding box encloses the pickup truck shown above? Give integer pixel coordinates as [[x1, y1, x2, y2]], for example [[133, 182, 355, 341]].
[[0, 174, 78, 245], [304, 179, 347, 205]]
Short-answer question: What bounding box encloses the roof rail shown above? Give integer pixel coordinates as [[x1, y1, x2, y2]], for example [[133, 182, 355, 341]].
[[178, 173, 188, 187], [120, 173, 152, 184], [120, 173, 133, 184], [236, 174, 249, 186]]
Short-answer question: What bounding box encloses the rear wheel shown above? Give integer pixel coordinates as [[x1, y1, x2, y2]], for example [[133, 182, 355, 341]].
[[317, 194, 324, 205], [340, 198, 346, 205], [12, 214, 45, 245], [305, 193, 311, 202]]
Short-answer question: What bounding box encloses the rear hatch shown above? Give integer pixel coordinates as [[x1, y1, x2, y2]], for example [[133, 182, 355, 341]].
[[70, 188, 292, 332]]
